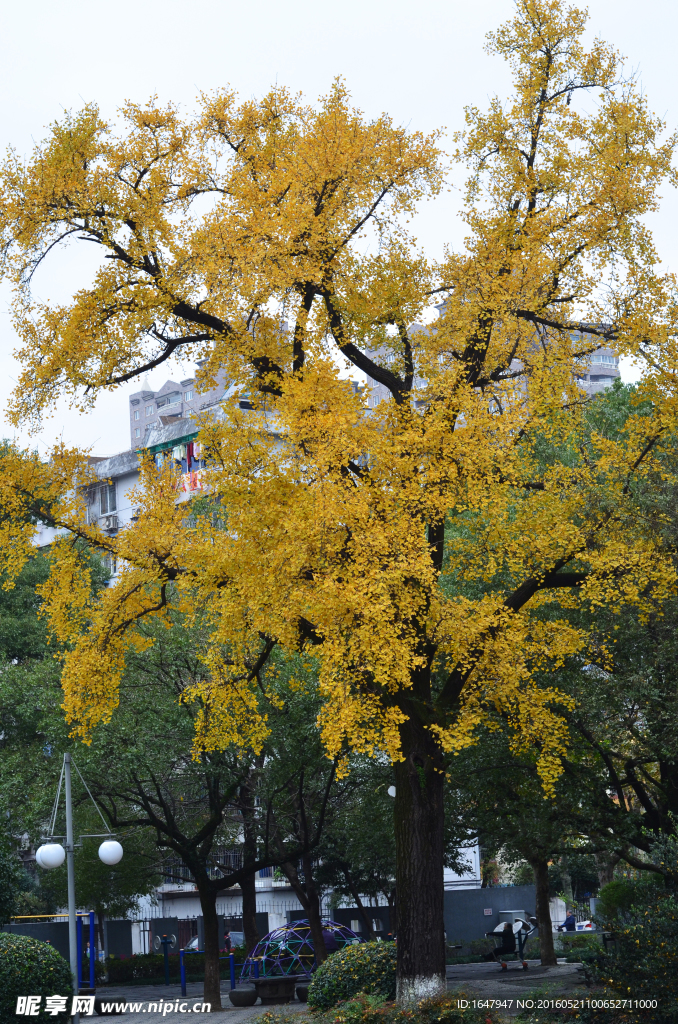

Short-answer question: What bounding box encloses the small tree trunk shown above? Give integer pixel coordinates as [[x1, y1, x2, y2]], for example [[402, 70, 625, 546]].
[[529, 856, 557, 966], [342, 866, 376, 940], [560, 855, 574, 904], [241, 869, 260, 953], [97, 913, 105, 959], [195, 879, 222, 1010], [241, 796, 260, 953], [594, 851, 619, 888], [393, 719, 446, 1003], [281, 857, 328, 962]]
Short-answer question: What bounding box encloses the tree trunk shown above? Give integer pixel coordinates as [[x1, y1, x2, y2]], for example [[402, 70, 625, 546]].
[[281, 855, 328, 962], [559, 855, 574, 904], [393, 718, 446, 1003], [594, 851, 619, 888], [529, 856, 557, 966], [241, 869, 260, 953], [195, 879, 222, 1010], [342, 866, 376, 940], [97, 913, 105, 960], [241, 795, 260, 953], [385, 887, 396, 939]]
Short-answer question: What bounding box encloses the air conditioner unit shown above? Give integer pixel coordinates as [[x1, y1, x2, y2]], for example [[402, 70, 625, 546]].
[[102, 515, 119, 531]]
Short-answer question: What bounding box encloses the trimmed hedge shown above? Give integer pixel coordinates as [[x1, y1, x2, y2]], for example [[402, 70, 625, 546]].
[[0, 933, 73, 1020], [107, 952, 182, 983], [308, 942, 396, 1009], [106, 944, 247, 984]]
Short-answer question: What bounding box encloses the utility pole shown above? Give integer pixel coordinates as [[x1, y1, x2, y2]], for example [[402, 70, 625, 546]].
[[64, 753, 79, 1023]]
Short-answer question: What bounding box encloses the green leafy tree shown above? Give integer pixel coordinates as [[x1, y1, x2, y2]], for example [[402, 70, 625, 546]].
[[317, 767, 397, 940], [253, 674, 361, 962], [39, 823, 160, 953], [446, 724, 604, 965], [0, 605, 355, 1008], [0, 843, 32, 925]]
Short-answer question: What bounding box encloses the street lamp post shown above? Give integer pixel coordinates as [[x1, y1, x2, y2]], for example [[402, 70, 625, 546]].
[[64, 753, 78, 1006], [35, 753, 124, 1020]]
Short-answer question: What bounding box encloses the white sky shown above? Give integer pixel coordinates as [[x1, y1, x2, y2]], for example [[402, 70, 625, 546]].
[[0, 0, 674, 456]]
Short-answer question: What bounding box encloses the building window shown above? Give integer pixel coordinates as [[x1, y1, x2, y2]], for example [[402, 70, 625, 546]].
[[184, 390, 193, 402], [100, 482, 116, 515], [133, 410, 140, 420], [146, 405, 154, 415], [102, 553, 118, 575], [156, 392, 181, 408], [134, 428, 141, 438]]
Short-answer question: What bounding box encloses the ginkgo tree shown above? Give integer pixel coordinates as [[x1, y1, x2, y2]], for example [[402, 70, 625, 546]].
[[1, 0, 678, 1001]]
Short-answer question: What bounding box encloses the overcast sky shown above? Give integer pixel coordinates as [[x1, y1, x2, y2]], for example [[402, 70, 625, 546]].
[[0, 0, 674, 456]]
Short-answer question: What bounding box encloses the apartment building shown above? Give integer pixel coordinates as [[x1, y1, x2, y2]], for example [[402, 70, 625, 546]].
[[364, 321, 620, 411], [575, 345, 620, 394], [128, 366, 230, 448]]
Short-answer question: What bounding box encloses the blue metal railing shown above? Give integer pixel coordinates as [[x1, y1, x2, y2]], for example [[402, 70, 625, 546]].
[[76, 911, 96, 990]]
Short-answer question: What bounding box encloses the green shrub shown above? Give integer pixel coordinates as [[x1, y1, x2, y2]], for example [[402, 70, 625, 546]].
[[105, 945, 246, 984], [106, 952, 181, 983], [260, 991, 503, 1024], [596, 880, 636, 925], [557, 932, 598, 951], [467, 938, 494, 955], [556, 933, 604, 965], [307, 942, 396, 1009], [0, 933, 73, 1020], [586, 894, 678, 1023]]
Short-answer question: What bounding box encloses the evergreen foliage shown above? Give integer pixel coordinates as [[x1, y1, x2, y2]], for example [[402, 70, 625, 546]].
[[0, 934, 72, 1020], [261, 993, 503, 1024], [307, 942, 397, 1009], [587, 895, 678, 1023]]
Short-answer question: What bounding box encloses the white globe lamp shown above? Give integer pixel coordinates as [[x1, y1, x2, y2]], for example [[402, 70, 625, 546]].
[[36, 844, 65, 870], [98, 840, 123, 866]]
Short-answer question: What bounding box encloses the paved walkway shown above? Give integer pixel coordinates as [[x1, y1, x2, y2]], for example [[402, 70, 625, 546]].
[[89, 982, 310, 1021], [446, 960, 586, 1017], [89, 963, 586, 1020]]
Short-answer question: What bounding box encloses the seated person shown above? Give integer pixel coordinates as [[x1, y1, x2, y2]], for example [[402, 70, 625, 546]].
[[482, 922, 516, 963], [557, 910, 577, 932]]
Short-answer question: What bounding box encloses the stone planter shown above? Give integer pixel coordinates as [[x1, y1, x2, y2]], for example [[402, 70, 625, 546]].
[[296, 984, 309, 1003], [94, 995, 124, 1017], [254, 976, 299, 1005], [229, 987, 258, 1007]]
